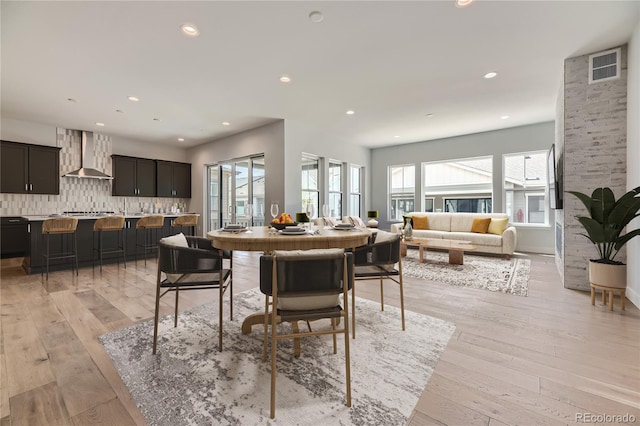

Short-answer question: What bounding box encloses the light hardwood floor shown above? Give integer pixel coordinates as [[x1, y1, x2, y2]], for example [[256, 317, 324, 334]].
[[1, 252, 638, 425]]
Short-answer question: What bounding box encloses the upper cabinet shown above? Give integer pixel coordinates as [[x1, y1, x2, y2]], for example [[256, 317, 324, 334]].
[[111, 155, 156, 197], [1, 140, 60, 195], [156, 161, 191, 198]]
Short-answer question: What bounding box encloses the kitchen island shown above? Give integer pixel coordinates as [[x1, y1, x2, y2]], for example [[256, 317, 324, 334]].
[[20, 213, 195, 274]]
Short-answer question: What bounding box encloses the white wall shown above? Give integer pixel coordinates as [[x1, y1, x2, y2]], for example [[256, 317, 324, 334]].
[[371, 122, 556, 254], [186, 121, 286, 234], [111, 136, 187, 163], [283, 120, 371, 217], [627, 17, 640, 308], [1, 117, 58, 146]]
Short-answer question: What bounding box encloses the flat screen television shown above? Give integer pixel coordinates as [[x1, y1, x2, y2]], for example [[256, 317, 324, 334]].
[[547, 144, 562, 209]]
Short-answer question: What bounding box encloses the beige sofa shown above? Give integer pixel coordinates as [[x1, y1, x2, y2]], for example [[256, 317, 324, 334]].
[[389, 212, 517, 258]]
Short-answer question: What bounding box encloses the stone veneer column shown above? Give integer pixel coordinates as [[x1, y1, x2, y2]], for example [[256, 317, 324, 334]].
[[562, 45, 628, 290]]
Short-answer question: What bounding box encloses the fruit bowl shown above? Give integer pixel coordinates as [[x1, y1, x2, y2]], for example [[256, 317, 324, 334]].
[[270, 222, 298, 230]]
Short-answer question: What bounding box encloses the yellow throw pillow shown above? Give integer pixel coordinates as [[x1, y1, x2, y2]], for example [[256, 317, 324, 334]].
[[412, 215, 429, 230], [470, 217, 491, 234], [488, 218, 509, 235]]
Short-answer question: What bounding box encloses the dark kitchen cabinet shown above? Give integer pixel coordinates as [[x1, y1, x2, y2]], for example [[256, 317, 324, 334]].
[[111, 155, 156, 197], [1, 140, 60, 194], [156, 161, 191, 198]]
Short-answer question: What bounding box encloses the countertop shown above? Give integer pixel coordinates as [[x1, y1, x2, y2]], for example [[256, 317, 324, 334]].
[[21, 213, 197, 222]]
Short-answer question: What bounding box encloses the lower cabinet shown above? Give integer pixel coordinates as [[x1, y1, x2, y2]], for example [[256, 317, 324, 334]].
[[23, 217, 181, 274]]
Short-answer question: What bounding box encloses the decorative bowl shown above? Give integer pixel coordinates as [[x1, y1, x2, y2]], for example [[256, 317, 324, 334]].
[[270, 222, 298, 230]]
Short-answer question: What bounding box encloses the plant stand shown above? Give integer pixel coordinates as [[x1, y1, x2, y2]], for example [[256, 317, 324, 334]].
[[590, 283, 626, 311]]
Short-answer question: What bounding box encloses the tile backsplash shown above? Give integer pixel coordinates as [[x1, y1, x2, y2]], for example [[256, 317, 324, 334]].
[[0, 128, 188, 216]]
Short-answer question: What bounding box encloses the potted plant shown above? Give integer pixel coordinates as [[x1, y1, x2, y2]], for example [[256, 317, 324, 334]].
[[568, 186, 640, 288]]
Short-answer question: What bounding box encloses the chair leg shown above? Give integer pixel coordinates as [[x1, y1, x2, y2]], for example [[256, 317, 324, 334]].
[[152, 272, 162, 355], [332, 318, 337, 354], [99, 231, 104, 273], [379, 277, 385, 311], [262, 296, 270, 362], [292, 322, 301, 357], [74, 233, 79, 275], [270, 301, 278, 420], [46, 234, 50, 280], [351, 281, 356, 339], [218, 277, 223, 352], [229, 254, 233, 321], [399, 276, 406, 331], [174, 287, 179, 327], [343, 312, 352, 407]]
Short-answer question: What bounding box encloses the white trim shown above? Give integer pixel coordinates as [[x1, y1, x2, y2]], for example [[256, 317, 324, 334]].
[[625, 285, 640, 310]]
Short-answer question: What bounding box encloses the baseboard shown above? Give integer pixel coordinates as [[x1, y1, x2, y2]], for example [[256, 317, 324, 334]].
[[516, 245, 555, 255], [625, 286, 640, 309]]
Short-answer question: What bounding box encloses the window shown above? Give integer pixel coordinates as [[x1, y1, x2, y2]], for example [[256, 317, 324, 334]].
[[504, 151, 548, 224], [349, 165, 362, 217], [389, 165, 415, 220], [423, 156, 493, 213], [301, 154, 319, 215], [328, 161, 343, 218]]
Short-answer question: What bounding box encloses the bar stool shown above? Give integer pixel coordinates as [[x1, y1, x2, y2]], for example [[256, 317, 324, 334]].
[[171, 213, 199, 236], [42, 216, 79, 280], [93, 215, 126, 272], [136, 215, 164, 265]]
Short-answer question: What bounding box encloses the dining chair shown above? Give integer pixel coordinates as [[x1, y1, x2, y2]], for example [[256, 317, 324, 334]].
[[41, 216, 79, 280], [153, 235, 232, 354], [93, 215, 126, 272], [350, 232, 405, 338], [259, 248, 353, 419]]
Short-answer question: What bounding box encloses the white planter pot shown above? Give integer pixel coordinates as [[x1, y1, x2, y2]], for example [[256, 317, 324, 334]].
[[589, 261, 627, 289]]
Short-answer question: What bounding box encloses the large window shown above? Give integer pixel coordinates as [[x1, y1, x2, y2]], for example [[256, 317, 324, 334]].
[[504, 151, 548, 224], [328, 161, 343, 218], [423, 156, 493, 213], [389, 165, 415, 220], [349, 165, 362, 217], [301, 154, 319, 216]]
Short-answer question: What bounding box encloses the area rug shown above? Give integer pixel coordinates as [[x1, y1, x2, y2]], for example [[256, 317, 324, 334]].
[[401, 249, 531, 296], [99, 288, 455, 426]]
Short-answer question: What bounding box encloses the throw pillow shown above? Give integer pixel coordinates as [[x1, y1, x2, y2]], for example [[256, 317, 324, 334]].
[[470, 217, 491, 234], [159, 233, 189, 283], [412, 215, 429, 230], [348, 216, 366, 228], [488, 217, 509, 235]]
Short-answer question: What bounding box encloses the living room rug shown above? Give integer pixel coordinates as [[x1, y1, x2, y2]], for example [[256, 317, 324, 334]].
[[99, 288, 455, 426], [401, 249, 531, 296]]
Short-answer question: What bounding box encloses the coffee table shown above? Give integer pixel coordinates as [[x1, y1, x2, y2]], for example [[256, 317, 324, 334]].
[[400, 237, 477, 265]]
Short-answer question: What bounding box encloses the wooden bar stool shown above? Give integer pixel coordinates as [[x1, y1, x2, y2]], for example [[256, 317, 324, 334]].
[[590, 283, 626, 311], [171, 213, 199, 236], [136, 215, 164, 265], [42, 216, 79, 280], [93, 215, 126, 272]]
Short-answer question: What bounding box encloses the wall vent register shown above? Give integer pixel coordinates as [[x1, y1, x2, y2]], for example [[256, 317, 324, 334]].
[[588, 47, 621, 84]]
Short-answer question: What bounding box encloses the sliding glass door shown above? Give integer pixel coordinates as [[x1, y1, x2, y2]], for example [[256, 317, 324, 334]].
[[206, 154, 265, 232]]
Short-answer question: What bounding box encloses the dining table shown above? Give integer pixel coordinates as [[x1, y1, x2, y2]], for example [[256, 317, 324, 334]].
[[206, 225, 371, 333]]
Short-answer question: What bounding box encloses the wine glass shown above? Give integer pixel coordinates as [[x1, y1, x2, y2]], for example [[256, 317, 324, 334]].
[[245, 203, 253, 227], [270, 201, 279, 232], [306, 203, 315, 230], [322, 204, 330, 218]]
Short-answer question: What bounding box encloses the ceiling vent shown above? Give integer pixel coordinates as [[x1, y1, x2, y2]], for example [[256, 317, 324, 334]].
[[588, 47, 621, 84]]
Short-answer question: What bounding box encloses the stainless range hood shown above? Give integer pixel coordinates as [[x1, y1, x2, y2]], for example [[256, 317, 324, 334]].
[[63, 131, 113, 180]]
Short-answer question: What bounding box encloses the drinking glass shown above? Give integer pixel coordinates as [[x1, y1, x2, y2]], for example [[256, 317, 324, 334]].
[[270, 202, 279, 232], [322, 204, 330, 218]]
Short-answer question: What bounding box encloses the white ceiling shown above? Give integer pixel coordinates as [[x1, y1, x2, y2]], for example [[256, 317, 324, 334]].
[[2, 1, 638, 149]]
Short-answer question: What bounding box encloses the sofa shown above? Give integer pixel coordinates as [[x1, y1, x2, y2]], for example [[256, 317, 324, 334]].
[[389, 212, 517, 258]]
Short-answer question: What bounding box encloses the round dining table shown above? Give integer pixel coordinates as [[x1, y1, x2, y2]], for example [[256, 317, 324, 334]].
[[206, 225, 371, 333]]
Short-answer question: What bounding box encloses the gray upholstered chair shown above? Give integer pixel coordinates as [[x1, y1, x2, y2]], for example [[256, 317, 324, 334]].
[[153, 235, 232, 354], [259, 249, 353, 419], [351, 232, 405, 338]]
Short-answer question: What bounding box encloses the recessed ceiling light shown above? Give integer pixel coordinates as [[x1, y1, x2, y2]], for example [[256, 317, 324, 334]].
[[181, 23, 199, 36], [178, 138, 185, 142], [346, 110, 355, 115], [95, 122, 105, 126], [128, 96, 139, 102], [425, 113, 434, 118], [222, 121, 231, 126], [501, 115, 510, 119], [309, 11, 324, 23], [394, 135, 400, 138], [455, 0, 474, 8], [67, 98, 78, 103], [280, 75, 291, 83], [484, 72, 498, 79]]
